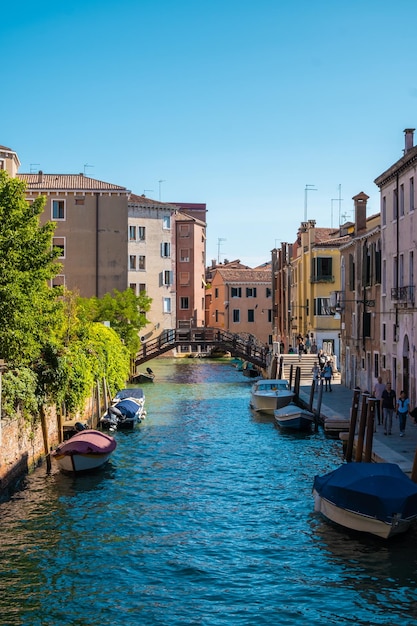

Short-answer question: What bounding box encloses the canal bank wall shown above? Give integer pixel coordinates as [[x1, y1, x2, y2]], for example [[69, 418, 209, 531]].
[[0, 395, 97, 498]]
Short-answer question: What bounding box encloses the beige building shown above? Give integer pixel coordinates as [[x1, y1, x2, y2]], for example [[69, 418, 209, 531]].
[[374, 128, 417, 402]]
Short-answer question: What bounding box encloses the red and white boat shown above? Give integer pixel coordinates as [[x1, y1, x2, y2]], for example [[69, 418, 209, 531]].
[[51, 429, 117, 473]]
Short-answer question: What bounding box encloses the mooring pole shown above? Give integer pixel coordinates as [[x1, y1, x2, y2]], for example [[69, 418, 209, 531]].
[[364, 397, 377, 462], [345, 388, 361, 462], [355, 392, 370, 462]]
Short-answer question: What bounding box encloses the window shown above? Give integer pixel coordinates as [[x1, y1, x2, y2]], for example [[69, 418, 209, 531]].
[[266, 287, 271, 298], [180, 248, 190, 262], [248, 309, 254, 322], [393, 188, 398, 220], [180, 297, 189, 309], [163, 298, 171, 313], [311, 257, 333, 282], [129, 255, 136, 270], [382, 196, 386, 226], [0, 160, 4, 170], [179, 272, 190, 285], [138, 226, 146, 240], [52, 199, 65, 220], [410, 177, 415, 212], [53, 237, 65, 258], [161, 270, 172, 286], [139, 283, 146, 294], [163, 216, 171, 230], [363, 312, 371, 338], [348, 254, 355, 291], [129, 226, 136, 241], [129, 283, 136, 293], [232, 309, 240, 323], [138, 256, 146, 270], [246, 287, 257, 297], [382, 323, 386, 341], [179, 224, 189, 237], [161, 242, 171, 257], [214, 288, 219, 298], [374, 353, 379, 378], [314, 298, 331, 315], [400, 183, 405, 216], [231, 287, 242, 298]]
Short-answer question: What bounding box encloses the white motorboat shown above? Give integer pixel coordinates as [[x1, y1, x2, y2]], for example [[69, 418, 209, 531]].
[[274, 402, 315, 430], [249, 379, 294, 415]]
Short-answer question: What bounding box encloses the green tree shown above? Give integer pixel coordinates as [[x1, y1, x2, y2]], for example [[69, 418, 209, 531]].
[[78, 288, 151, 357], [0, 170, 63, 365]]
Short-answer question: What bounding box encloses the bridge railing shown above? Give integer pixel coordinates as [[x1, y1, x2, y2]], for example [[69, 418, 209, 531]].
[[135, 327, 267, 369]]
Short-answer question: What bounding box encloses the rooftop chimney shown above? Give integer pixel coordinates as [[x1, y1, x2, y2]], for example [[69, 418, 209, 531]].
[[352, 191, 369, 235], [404, 128, 415, 153], [38, 170, 43, 184]]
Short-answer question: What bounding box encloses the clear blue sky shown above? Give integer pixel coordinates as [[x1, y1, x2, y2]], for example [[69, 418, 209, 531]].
[[2, 0, 417, 266]]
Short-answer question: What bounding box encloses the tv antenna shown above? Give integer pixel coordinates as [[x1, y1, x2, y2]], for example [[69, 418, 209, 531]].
[[217, 238, 226, 263], [84, 164, 94, 175]]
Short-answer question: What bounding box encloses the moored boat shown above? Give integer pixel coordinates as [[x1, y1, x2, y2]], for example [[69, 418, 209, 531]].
[[51, 428, 117, 473], [250, 379, 294, 415], [274, 402, 314, 430], [313, 462, 417, 539], [101, 387, 145, 431]]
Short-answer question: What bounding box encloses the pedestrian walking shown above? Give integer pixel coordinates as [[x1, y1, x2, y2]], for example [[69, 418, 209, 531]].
[[381, 382, 396, 435], [311, 362, 320, 391], [323, 361, 333, 392], [396, 390, 410, 437], [373, 376, 385, 425]]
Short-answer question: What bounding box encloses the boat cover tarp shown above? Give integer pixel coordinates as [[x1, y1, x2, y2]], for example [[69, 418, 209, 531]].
[[114, 388, 144, 401], [53, 430, 117, 456], [314, 463, 417, 523], [114, 399, 141, 419]]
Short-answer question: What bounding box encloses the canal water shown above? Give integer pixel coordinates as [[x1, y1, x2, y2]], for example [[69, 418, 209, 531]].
[[1, 359, 417, 626]]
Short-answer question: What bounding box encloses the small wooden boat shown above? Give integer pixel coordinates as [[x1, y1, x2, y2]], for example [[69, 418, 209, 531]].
[[250, 379, 294, 414], [313, 462, 417, 539], [51, 429, 117, 473], [131, 367, 154, 384], [274, 402, 314, 430]]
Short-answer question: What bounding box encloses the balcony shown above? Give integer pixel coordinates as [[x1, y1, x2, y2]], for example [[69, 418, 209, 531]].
[[391, 285, 415, 304]]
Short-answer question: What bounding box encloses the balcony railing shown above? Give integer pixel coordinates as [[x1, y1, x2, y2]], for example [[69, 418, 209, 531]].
[[391, 285, 415, 303], [310, 275, 335, 284]]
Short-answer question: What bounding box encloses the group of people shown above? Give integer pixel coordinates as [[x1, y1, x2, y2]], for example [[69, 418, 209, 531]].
[[311, 356, 334, 392], [372, 377, 417, 437]]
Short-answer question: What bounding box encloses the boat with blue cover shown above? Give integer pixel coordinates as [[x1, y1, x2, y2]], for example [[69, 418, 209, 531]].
[[313, 462, 417, 539], [101, 388, 145, 431]]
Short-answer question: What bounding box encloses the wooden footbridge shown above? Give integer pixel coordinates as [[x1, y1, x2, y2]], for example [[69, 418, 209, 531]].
[[135, 327, 268, 370]]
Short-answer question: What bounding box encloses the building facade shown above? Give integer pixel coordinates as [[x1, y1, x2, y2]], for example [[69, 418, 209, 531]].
[[374, 128, 417, 404]]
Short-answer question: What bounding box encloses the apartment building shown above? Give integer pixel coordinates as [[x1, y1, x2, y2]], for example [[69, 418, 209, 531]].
[[206, 265, 273, 345], [374, 128, 417, 402], [337, 193, 381, 391], [127, 194, 178, 341], [173, 205, 207, 329]]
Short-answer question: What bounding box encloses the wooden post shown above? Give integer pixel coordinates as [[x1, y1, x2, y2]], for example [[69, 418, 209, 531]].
[[355, 392, 370, 462], [411, 450, 417, 484], [364, 397, 377, 462], [309, 381, 315, 412], [345, 388, 361, 462], [289, 363, 294, 389], [40, 405, 51, 472], [294, 366, 300, 397], [278, 355, 283, 379]]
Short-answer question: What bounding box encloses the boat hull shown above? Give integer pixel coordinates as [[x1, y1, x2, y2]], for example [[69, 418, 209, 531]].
[[274, 403, 314, 430], [313, 492, 412, 539], [53, 451, 113, 473]]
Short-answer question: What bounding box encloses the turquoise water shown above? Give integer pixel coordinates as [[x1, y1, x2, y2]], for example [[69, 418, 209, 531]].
[[1, 359, 417, 625]]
